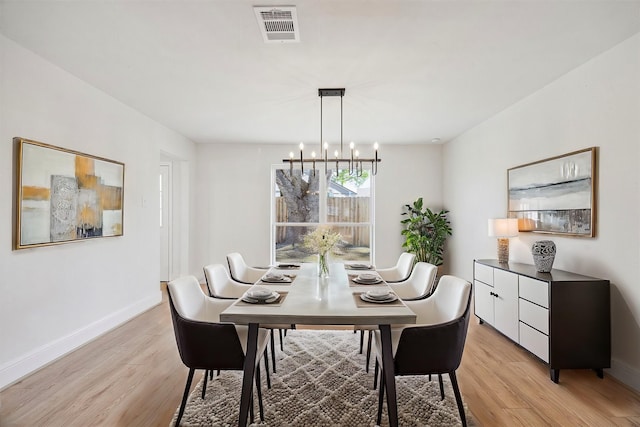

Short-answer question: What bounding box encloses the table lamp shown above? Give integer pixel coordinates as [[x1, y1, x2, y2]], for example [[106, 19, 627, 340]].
[[488, 218, 519, 264]]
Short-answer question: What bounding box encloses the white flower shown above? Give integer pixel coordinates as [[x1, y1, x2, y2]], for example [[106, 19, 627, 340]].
[[302, 227, 342, 255]]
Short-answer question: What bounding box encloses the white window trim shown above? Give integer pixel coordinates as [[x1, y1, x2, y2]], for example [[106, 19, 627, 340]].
[[270, 163, 376, 265]]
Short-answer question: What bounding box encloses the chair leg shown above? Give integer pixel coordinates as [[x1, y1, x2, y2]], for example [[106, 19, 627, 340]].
[[255, 366, 265, 421], [438, 374, 445, 400], [270, 330, 277, 373], [201, 369, 209, 399], [359, 330, 365, 354], [449, 371, 467, 427], [263, 349, 271, 389], [279, 329, 284, 351], [365, 331, 373, 373], [373, 359, 379, 390], [176, 368, 195, 427], [376, 371, 385, 426], [209, 370, 213, 380], [249, 390, 254, 425]]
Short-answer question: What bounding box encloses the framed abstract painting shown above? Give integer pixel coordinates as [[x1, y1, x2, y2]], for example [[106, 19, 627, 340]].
[[14, 137, 125, 249], [507, 147, 596, 237]]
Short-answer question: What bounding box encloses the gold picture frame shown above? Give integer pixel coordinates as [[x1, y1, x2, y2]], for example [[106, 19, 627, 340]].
[[507, 147, 596, 237], [13, 137, 125, 249]]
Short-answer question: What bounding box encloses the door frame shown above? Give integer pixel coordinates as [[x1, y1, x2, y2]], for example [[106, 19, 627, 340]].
[[160, 162, 173, 281]]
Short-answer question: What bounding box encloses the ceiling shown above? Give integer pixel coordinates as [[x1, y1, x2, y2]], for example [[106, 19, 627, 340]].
[[1, 1, 639, 148]]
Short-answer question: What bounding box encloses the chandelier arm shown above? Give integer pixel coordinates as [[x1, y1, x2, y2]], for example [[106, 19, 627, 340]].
[[285, 88, 381, 175]]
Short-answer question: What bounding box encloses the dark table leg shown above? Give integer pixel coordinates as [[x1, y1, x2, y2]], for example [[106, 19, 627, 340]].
[[238, 322, 259, 426], [379, 324, 398, 427]]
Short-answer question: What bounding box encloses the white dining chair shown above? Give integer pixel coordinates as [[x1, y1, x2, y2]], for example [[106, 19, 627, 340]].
[[375, 252, 416, 283], [226, 252, 269, 284], [356, 262, 438, 371], [372, 275, 472, 426], [387, 261, 438, 301], [203, 263, 253, 299], [167, 275, 270, 426], [203, 263, 291, 381]]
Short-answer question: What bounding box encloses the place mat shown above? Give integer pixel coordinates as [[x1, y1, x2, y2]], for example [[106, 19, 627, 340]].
[[352, 292, 405, 308], [235, 292, 288, 307], [348, 274, 385, 287]]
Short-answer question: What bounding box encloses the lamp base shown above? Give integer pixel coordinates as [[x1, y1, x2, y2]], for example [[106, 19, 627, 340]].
[[497, 238, 510, 264]]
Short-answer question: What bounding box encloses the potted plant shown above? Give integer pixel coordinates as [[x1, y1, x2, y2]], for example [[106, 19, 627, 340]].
[[401, 197, 452, 266]]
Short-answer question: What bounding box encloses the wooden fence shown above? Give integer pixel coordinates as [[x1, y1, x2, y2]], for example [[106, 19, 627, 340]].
[[275, 197, 370, 246]]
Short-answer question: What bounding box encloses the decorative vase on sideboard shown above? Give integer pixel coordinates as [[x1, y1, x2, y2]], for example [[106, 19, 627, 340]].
[[531, 240, 556, 272]]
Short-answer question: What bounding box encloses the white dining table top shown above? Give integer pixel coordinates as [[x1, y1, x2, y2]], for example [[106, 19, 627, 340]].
[[219, 263, 417, 326]]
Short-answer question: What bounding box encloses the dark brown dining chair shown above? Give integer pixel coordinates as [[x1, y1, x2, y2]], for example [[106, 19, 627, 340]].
[[167, 275, 269, 426], [373, 275, 472, 427]]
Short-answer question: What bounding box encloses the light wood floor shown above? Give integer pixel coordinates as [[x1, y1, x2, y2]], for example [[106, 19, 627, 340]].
[[1, 288, 640, 427]]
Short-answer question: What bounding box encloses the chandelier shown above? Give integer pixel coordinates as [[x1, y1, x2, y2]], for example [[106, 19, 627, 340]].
[[283, 88, 381, 176]]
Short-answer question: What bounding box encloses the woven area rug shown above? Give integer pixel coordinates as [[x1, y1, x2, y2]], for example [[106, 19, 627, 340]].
[[171, 330, 474, 426]]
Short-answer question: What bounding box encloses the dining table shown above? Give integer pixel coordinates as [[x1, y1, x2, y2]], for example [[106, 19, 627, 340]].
[[219, 262, 417, 427]]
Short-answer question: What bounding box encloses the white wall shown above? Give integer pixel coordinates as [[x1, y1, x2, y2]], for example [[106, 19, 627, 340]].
[[443, 34, 640, 390], [193, 143, 443, 278], [0, 35, 197, 389]]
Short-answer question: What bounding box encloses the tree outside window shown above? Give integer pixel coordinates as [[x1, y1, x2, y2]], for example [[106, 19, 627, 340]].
[[272, 167, 373, 264]]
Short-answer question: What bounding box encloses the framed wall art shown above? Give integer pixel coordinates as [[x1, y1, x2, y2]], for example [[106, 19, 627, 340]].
[[507, 147, 596, 237], [14, 137, 125, 249]]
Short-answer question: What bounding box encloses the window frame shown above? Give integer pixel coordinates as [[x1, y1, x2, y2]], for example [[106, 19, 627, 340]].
[[270, 163, 376, 265]]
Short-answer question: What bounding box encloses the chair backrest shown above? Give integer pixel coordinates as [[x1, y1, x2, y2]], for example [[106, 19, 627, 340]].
[[395, 252, 416, 280], [227, 252, 265, 284], [394, 276, 472, 375], [168, 275, 210, 320], [377, 252, 417, 282], [167, 276, 245, 370], [431, 275, 471, 321], [396, 262, 437, 299], [204, 263, 250, 299]]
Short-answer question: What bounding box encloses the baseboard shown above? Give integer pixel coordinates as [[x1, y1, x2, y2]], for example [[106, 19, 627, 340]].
[[0, 292, 161, 391], [608, 357, 640, 393]]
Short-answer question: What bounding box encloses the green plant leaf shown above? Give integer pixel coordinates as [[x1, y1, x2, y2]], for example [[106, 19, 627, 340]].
[[399, 198, 452, 266]]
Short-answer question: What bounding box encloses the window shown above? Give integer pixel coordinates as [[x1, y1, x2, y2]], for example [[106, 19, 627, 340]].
[[271, 166, 374, 264]]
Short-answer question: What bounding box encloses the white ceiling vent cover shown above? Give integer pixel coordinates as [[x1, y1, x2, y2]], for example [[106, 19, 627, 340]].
[[254, 6, 299, 43]]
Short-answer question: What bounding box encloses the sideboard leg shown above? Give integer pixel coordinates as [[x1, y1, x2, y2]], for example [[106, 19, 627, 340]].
[[550, 369, 560, 383], [594, 368, 604, 379]]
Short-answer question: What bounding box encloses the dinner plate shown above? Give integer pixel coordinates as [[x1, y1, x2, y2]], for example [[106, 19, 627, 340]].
[[261, 276, 292, 283], [242, 291, 280, 304], [360, 293, 398, 304], [352, 277, 383, 285], [365, 290, 392, 300], [246, 287, 274, 299], [348, 264, 373, 270]]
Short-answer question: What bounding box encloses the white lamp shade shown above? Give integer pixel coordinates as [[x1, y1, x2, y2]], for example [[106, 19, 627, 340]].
[[488, 218, 519, 238]]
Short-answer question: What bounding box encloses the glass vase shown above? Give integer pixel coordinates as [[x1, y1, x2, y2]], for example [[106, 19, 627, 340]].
[[318, 252, 330, 278]]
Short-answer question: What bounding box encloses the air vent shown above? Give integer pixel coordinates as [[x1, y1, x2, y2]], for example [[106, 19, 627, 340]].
[[254, 6, 299, 43]]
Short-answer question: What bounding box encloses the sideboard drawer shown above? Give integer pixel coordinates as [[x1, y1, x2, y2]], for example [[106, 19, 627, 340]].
[[520, 322, 549, 363], [474, 262, 493, 285], [519, 276, 549, 308], [519, 299, 549, 334]]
